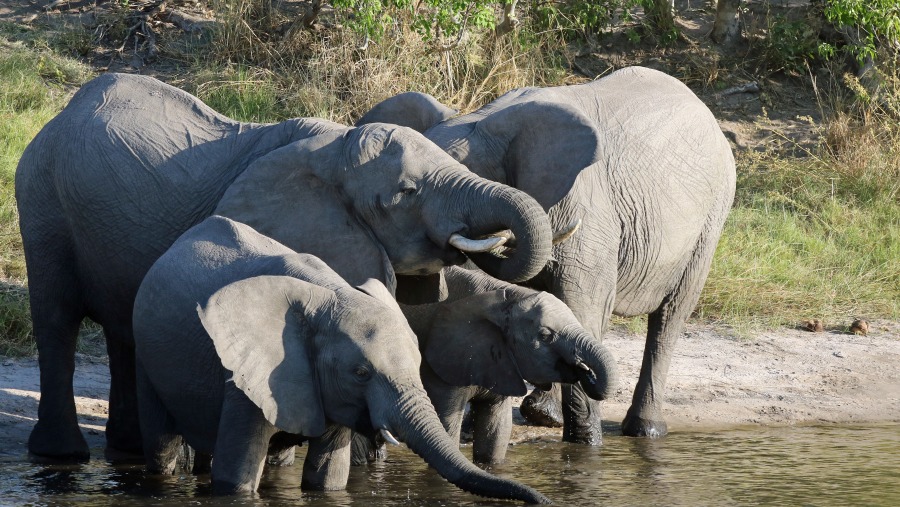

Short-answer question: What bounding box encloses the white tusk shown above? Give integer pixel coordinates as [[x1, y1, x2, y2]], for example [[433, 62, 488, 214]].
[[552, 218, 582, 245], [380, 428, 401, 446], [448, 233, 508, 253]]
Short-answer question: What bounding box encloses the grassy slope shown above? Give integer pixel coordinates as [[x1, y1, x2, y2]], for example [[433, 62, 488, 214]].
[[0, 11, 897, 354]]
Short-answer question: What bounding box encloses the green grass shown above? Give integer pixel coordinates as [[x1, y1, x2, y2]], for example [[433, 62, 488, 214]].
[[0, 35, 93, 355], [700, 148, 900, 328]]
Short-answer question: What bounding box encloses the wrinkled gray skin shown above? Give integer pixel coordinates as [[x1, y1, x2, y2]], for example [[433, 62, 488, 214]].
[[132, 216, 548, 503], [355, 91, 457, 133], [360, 66, 737, 440], [16, 74, 553, 460], [407, 266, 618, 464]]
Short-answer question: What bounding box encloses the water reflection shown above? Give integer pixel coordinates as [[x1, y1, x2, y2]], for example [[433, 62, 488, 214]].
[[1, 425, 897, 506]]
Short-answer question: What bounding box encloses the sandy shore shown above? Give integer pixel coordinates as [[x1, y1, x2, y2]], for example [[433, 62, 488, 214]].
[[1, 321, 898, 457]]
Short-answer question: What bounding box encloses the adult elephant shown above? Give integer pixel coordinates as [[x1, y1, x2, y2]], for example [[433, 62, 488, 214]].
[[360, 66, 737, 441], [132, 216, 548, 503], [16, 73, 552, 460]]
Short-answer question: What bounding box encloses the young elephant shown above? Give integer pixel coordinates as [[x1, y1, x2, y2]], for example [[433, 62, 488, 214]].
[[356, 266, 618, 465], [132, 216, 548, 503]]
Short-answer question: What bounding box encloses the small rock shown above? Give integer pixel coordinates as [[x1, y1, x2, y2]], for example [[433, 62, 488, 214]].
[[849, 319, 869, 336], [802, 319, 824, 332], [833, 351, 845, 358]]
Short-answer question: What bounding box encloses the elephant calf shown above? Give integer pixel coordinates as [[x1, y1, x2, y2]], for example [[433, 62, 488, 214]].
[[132, 216, 548, 503], [399, 267, 619, 464]]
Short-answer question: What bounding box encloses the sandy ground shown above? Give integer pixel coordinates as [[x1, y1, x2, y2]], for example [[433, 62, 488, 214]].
[[1, 322, 898, 457]]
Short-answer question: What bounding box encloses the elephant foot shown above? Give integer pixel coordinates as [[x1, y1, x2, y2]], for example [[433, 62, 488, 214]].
[[28, 419, 89, 462], [519, 387, 564, 428], [267, 446, 296, 467], [105, 423, 144, 459], [622, 411, 668, 438], [104, 446, 146, 464]]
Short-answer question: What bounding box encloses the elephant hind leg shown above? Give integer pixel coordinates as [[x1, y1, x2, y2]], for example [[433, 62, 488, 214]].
[[25, 244, 89, 461], [622, 212, 727, 438], [137, 360, 182, 474], [103, 320, 144, 458]]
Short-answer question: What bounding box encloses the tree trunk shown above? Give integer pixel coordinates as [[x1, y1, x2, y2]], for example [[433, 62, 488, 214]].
[[711, 0, 742, 45]]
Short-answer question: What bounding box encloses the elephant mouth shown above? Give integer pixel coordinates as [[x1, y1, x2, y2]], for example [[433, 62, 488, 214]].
[[575, 361, 609, 401]]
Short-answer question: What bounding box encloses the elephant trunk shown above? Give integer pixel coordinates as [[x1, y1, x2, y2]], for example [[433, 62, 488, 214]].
[[563, 330, 618, 401], [455, 175, 552, 283], [387, 383, 550, 504]]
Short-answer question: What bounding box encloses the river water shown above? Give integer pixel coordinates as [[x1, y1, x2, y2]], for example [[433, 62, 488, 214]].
[[1, 425, 897, 506]]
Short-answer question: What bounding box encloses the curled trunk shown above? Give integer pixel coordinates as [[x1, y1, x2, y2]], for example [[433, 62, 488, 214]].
[[564, 330, 618, 401], [457, 175, 552, 283]]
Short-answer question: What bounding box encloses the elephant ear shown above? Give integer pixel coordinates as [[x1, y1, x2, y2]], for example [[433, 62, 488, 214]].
[[474, 99, 602, 210], [214, 131, 393, 287], [356, 92, 457, 133], [198, 275, 332, 437], [423, 290, 527, 397]]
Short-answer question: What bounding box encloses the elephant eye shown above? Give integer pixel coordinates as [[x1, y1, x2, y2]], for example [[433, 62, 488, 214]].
[[539, 328, 555, 344], [354, 365, 372, 381]]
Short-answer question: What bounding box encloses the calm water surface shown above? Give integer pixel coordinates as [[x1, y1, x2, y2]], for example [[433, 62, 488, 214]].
[[1, 425, 897, 506]]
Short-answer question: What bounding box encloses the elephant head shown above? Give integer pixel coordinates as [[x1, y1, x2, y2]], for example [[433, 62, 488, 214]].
[[359, 88, 604, 211], [214, 123, 552, 284], [421, 288, 618, 401], [198, 275, 549, 504], [355, 92, 457, 133]]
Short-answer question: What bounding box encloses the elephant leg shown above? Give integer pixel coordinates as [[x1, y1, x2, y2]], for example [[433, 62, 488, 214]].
[[424, 377, 471, 445], [519, 384, 563, 428], [26, 255, 88, 461], [137, 360, 181, 474], [471, 393, 512, 465], [301, 425, 353, 491], [622, 220, 723, 438], [350, 431, 386, 465], [211, 383, 278, 494], [561, 383, 603, 444], [103, 321, 144, 458], [267, 432, 299, 467]]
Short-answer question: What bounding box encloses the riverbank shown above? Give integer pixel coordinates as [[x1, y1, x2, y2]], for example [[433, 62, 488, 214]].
[[1, 322, 897, 457]]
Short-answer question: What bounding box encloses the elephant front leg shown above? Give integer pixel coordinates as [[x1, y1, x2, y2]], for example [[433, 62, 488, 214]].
[[561, 384, 603, 445], [471, 394, 512, 464], [301, 425, 353, 491], [211, 384, 278, 494]]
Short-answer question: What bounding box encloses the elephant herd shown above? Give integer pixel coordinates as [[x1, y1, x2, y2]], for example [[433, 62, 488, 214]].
[[15, 66, 735, 503]]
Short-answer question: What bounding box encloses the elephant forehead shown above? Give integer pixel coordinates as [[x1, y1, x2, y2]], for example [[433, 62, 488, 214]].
[[352, 123, 451, 168]]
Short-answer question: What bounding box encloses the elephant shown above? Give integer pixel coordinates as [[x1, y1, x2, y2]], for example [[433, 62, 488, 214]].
[[355, 91, 457, 133], [405, 266, 619, 464], [131, 215, 548, 503], [359, 66, 737, 440], [15, 73, 553, 460]]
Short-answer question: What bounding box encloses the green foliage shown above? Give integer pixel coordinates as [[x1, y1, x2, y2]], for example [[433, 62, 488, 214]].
[[824, 0, 900, 64], [530, 0, 640, 40], [331, 0, 497, 42], [763, 14, 821, 74]]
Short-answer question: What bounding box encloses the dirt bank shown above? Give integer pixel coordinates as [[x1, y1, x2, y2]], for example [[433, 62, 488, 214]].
[[1, 322, 898, 457]]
